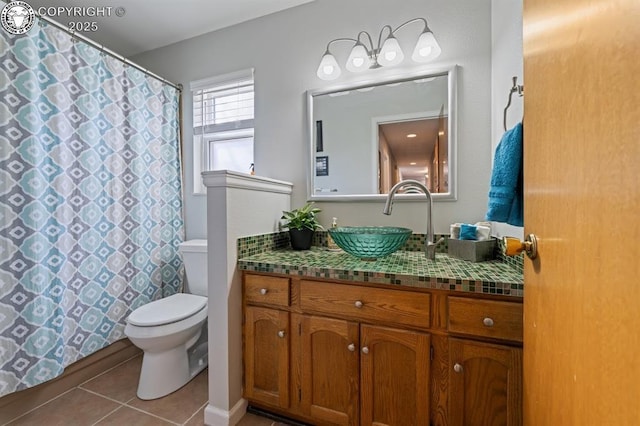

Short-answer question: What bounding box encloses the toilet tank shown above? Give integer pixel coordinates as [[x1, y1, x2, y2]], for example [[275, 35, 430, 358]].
[[178, 240, 208, 297]]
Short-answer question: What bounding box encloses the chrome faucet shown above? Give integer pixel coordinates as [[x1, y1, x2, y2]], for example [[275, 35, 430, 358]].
[[383, 180, 445, 260]]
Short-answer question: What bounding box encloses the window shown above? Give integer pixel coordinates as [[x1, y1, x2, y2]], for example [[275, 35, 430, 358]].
[[190, 69, 254, 194]]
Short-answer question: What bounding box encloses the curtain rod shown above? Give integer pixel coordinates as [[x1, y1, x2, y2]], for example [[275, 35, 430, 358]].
[[35, 14, 182, 92]]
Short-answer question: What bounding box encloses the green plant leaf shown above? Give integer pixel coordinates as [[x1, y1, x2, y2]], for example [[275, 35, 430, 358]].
[[280, 202, 323, 231]]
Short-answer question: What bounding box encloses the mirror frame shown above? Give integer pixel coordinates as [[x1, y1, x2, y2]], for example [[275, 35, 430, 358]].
[[306, 66, 458, 202]]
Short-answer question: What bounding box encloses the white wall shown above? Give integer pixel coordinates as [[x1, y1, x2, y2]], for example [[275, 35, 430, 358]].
[[133, 0, 494, 238], [203, 171, 292, 425], [491, 0, 524, 150], [491, 0, 524, 239]]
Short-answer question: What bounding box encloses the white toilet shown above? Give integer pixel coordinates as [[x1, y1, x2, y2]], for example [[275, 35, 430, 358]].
[[124, 239, 208, 400]]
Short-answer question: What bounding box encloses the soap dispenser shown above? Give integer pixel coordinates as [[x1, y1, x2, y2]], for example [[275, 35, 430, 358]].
[[327, 217, 341, 251]]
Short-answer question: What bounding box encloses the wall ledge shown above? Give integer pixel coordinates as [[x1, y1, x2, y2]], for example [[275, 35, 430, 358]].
[[202, 170, 293, 194]]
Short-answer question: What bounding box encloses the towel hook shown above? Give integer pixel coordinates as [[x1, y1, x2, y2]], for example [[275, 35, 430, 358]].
[[503, 76, 524, 131]]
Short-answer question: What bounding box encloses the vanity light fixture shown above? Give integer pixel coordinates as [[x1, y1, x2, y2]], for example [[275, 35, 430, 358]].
[[407, 133, 417, 138], [316, 17, 441, 81]]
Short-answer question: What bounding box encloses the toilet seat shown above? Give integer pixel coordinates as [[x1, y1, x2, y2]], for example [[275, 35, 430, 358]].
[[127, 293, 207, 327]]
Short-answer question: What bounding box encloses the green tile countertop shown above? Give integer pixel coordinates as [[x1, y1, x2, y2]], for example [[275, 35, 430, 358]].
[[238, 247, 524, 297]]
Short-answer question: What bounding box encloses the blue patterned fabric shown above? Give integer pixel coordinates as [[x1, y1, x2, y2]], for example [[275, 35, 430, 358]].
[[0, 20, 184, 396]]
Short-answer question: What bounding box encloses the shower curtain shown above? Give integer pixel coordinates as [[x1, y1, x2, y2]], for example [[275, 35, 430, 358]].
[[0, 20, 184, 397]]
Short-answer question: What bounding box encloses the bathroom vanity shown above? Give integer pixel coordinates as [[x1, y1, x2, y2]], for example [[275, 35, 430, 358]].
[[239, 246, 523, 426]]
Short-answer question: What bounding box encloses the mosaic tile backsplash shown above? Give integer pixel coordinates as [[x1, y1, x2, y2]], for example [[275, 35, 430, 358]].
[[237, 232, 524, 297]]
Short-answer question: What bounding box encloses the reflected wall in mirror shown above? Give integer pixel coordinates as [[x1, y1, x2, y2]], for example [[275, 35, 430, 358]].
[[307, 67, 457, 201]]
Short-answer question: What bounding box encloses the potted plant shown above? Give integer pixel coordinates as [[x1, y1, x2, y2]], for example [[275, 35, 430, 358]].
[[281, 202, 323, 250]]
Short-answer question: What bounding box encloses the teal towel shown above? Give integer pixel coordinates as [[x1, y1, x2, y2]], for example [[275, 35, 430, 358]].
[[459, 224, 477, 240], [486, 122, 523, 226]]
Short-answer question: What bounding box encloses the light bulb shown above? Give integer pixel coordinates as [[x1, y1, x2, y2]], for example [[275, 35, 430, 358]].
[[378, 35, 404, 67], [412, 30, 441, 62], [346, 43, 370, 72], [316, 52, 341, 80]]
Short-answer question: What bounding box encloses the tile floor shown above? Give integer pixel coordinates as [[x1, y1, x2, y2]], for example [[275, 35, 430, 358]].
[[4, 355, 292, 426]]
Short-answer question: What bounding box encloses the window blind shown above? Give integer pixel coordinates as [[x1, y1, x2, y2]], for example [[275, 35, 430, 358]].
[[191, 69, 254, 135]]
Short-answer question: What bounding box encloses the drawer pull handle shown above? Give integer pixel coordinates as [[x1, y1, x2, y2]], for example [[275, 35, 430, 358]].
[[354, 300, 364, 308], [454, 363, 463, 373], [260, 288, 268, 295], [361, 346, 369, 354], [277, 330, 286, 338], [347, 343, 356, 352], [483, 317, 494, 327]]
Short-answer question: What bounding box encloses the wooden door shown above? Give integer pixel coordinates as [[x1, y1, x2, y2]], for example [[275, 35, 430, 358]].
[[449, 339, 522, 426], [360, 325, 430, 426], [523, 0, 640, 424], [243, 306, 289, 409], [297, 314, 359, 426]]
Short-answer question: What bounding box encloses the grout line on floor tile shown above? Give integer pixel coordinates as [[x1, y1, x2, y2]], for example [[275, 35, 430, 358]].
[[3, 385, 79, 425], [78, 353, 143, 387], [89, 404, 125, 426], [80, 387, 135, 406], [120, 402, 182, 425], [180, 401, 209, 425]]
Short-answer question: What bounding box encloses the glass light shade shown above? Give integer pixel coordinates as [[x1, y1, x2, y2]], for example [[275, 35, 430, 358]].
[[316, 52, 341, 80], [411, 31, 441, 62], [377, 35, 404, 67], [346, 43, 370, 72]]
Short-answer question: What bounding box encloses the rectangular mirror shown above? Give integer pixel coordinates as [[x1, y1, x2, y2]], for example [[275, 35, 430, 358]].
[[307, 66, 457, 201]]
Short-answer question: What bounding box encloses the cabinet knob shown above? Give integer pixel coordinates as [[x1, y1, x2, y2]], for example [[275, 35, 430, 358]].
[[277, 330, 285, 338], [354, 300, 364, 308], [453, 363, 463, 373], [260, 288, 268, 295], [361, 346, 369, 354], [483, 317, 494, 327], [347, 343, 356, 352]]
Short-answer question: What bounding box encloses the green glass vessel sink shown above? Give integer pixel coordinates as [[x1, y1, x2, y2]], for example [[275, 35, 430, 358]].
[[328, 226, 412, 260]]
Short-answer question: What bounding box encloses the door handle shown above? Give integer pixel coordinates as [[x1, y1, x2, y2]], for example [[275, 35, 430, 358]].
[[503, 234, 538, 259]]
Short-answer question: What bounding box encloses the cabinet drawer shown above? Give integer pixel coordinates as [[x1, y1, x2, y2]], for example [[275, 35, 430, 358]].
[[448, 297, 523, 342], [244, 274, 290, 307], [300, 280, 430, 328]]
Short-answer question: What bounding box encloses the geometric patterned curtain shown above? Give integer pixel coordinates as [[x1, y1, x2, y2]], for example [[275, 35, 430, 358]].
[[0, 20, 184, 397]]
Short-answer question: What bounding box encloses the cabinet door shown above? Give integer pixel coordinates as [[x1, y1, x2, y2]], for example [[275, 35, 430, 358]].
[[360, 325, 431, 426], [449, 339, 522, 426], [298, 314, 360, 426], [244, 306, 289, 409]]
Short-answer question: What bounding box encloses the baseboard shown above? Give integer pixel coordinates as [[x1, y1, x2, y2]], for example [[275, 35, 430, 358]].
[[246, 406, 310, 426], [0, 338, 141, 425], [204, 398, 248, 426]]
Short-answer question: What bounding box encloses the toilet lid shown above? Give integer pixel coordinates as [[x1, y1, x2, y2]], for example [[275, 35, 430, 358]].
[[127, 293, 207, 327]]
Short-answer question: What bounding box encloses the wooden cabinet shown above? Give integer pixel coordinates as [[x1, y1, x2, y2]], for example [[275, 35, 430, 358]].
[[449, 339, 522, 426], [448, 296, 523, 426], [360, 324, 430, 426], [299, 280, 431, 329], [296, 314, 360, 426], [243, 274, 291, 410], [243, 306, 290, 409], [294, 314, 431, 426], [448, 297, 523, 343], [243, 272, 523, 426]]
